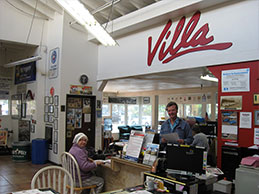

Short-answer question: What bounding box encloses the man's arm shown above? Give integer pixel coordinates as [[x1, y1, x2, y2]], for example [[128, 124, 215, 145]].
[[183, 123, 194, 145]]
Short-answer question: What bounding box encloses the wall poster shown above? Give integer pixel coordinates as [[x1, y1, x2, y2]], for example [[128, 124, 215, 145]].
[[67, 98, 82, 108], [255, 110, 259, 126], [254, 128, 259, 145], [239, 112, 252, 129], [220, 96, 242, 110], [221, 111, 238, 141], [222, 68, 250, 92], [18, 120, 30, 141], [74, 109, 82, 128], [15, 61, 36, 84], [67, 109, 75, 130]]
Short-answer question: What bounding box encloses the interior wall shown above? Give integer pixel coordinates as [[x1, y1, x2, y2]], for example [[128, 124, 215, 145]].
[[61, 13, 102, 150], [0, 1, 47, 46], [209, 60, 259, 168]]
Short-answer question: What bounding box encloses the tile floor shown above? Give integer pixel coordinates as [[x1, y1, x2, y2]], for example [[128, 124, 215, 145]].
[[0, 155, 52, 193]]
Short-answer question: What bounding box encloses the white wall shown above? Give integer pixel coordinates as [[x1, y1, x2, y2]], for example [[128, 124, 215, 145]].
[[0, 1, 47, 46], [98, 0, 259, 81], [0, 1, 103, 163], [60, 13, 102, 151]]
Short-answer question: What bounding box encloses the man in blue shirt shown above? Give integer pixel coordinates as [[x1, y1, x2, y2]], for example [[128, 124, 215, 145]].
[[160, 102, 193, 146]]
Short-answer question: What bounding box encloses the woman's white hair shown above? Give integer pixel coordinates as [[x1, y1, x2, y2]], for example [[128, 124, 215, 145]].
[[72, 132, 88, 144]]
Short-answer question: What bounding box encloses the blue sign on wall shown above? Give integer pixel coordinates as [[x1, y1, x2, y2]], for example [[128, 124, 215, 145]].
[[15, 61, 36, 85]]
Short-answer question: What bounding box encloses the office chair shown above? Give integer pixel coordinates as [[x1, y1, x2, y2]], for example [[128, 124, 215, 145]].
[[31, 165, 74, 194], [60, 152, 97, 194]]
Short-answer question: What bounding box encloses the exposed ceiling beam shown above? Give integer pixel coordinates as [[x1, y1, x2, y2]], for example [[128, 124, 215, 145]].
[[41, 0, 63, 14], [91, 0, 121, 15], [20, 0, 55, 20], [88, 0, 236, 41]]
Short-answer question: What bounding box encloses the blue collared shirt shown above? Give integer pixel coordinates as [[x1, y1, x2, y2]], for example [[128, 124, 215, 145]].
[[160, 117, 193, 145]]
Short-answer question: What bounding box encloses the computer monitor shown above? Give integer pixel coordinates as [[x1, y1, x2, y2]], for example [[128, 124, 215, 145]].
[[166, 144, 207, 175], [152, 133, 160, 144]]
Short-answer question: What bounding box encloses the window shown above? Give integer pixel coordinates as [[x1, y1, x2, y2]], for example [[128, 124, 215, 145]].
[[141, 105, 152, 126], [216, 103, 218, 119], [159, 104, 166, 120], [0, 100, 9, 115], [206, 104, 212, 119], [128, 105, 139, 125], [112, 104, 125, 133], [184, 104, 202, 117], [102, 104, 110, 117]]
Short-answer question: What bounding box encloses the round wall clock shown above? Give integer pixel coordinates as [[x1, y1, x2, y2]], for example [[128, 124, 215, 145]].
[[80, 74, 88, 85]]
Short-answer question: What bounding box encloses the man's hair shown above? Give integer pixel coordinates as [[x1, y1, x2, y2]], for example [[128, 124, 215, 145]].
[[166, 101, 178, 111]]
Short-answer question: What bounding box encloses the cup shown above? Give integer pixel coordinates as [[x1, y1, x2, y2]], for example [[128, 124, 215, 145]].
[[144, 180, 155, 191]]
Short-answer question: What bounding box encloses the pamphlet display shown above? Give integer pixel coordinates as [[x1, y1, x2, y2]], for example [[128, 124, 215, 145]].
[[143, 143, 159, 166], [125, 130, 145, 162]]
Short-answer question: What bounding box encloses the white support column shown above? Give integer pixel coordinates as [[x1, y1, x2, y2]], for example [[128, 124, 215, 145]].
[[151, 95, 159, 132]]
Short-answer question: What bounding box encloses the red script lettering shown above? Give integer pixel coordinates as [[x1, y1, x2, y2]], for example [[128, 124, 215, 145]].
[[147, 11, 233, 66]]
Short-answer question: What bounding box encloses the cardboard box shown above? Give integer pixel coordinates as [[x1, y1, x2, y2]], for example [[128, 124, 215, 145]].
[[241, 156, 259, 168], [213, 180, 232, 194]]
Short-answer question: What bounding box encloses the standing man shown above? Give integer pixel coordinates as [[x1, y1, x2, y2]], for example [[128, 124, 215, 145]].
[[160, 102, 193, 146]]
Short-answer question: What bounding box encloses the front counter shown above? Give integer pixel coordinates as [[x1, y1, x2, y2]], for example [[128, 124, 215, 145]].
[[144, 172, 199, 194], [97, 157, 152, 191]]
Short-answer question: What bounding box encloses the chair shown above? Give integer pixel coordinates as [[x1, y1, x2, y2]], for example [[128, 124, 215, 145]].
[[61, 152, 97, 194], [31, 165, 74, 194]]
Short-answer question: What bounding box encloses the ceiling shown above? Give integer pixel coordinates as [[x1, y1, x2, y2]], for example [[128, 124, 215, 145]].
[[1, 0, 225, 93], [103, 67, 218, 93]]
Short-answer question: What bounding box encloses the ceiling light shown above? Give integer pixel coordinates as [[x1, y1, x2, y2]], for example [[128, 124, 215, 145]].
[[55, 0, 116, 46], [200, 75, 218, 82], [3, 56, 42, 68]]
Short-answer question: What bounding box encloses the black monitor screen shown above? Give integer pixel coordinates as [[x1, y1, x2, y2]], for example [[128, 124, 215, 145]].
[[166, 145, 206, 175], [152, 133, 160, 144]]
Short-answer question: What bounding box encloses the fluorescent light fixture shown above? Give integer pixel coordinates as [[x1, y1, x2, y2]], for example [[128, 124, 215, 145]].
[[55, 0, 116, 46], [200, 75, 218, 82], [3, 56, 42, 68]]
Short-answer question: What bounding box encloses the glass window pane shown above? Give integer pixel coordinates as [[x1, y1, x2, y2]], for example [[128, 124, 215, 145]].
[[141, 105, 152, 126], [159, 104, 166, 120], [216, 103, 218, 119], [102, 104, 110, 117], [112, 104, 125, 133], [112, 104, 125, 125], [206, 104, 212, 119], [184, 104, 202, 117], [128, 105, 139, 125], [178, 104, 184, 118], [0, 100, 9, 115]]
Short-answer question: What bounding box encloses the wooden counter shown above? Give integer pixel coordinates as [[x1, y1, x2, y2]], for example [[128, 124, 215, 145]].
[[97, 157, 152, 192]]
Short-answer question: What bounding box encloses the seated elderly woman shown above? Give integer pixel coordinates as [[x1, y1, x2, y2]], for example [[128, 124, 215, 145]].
[[69, 132, 104, 194]]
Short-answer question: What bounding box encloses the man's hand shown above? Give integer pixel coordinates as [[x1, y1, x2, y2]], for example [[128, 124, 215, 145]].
[[177, 139, 185, 144], [161, 137, 167, 143]]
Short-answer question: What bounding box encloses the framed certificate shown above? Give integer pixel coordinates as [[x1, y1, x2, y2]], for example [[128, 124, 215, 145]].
[[54, 119, 58, 130], [44, 96, 49, 104], [54, 95, 59, 106]]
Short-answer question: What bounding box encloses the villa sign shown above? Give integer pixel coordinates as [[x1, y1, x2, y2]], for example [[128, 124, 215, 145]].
[[147, 11, 233, 66]]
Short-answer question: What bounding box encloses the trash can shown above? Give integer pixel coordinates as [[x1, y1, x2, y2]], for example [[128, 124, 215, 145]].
[[12, 141, 31, 162], [31, 138, 48, 164]]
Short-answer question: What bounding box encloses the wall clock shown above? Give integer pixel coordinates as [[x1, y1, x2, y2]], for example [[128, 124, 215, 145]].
[[80, 74, 88, 85]]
